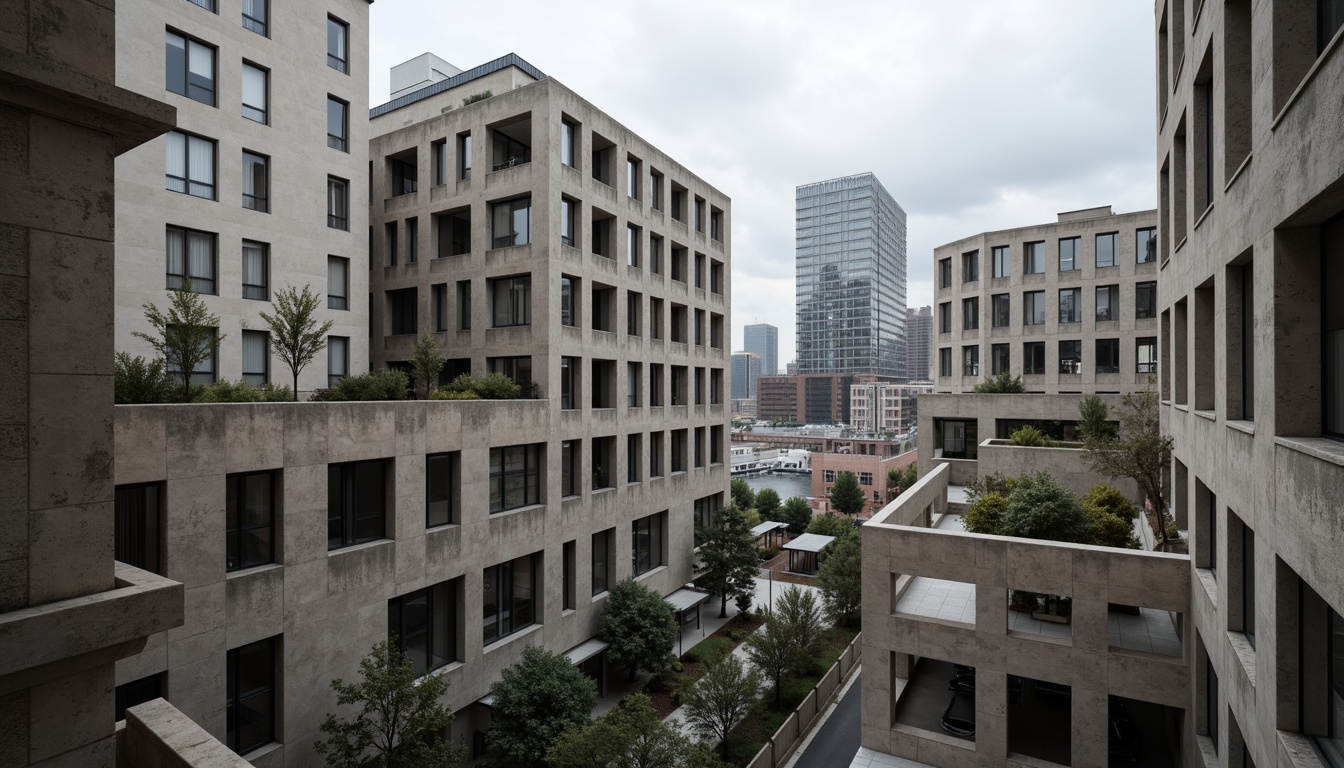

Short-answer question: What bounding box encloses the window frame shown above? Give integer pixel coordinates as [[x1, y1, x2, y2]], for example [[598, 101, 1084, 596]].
[[327, 459, 387, 550], [241, 239, 268, 300], [1023, 341, 1046, 375], [992, 245, 1011, 278], [490, 196, 532, 249], [241, 61, 268, 123], [241, 150, 269, 212], [115, 483, 162, 575], [1096, 232, 1118, 268], [491, 274, 532, 327], [326, 16, 349, 73], [632, 513, 664, 576], [1059, 236, 1080, 271], [165, 130, 216, 200], [226, 637, 275, 756], [326, 95, 349, 152], [1096, 284, 1120, 321], [483, 553, 538, 645], [488, 444, 542, 513], [1136, 281, 1158, 319], [326, 176, 348, 230], [327, 255, 349, 310], [1023, 290, 1046, 326], [1059, 287, 1081, 324], [165, 29, 215, 106], [591, 529, 611, 595], [240, 329, 269, 386], [426, 452, 457, 528], [1136, 227, 1157, 264], [327, 336, 348, 388], [388, 580, 455, 678], [1095, 338, 1121, 374], [166, 225, 217, 294], [226, 470, 274, 572], [991, 293, 1010, 327]]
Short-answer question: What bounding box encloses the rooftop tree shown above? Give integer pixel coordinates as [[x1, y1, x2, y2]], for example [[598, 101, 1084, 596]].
[[132, 279, 224, 403], [259, 284, 333, 400]]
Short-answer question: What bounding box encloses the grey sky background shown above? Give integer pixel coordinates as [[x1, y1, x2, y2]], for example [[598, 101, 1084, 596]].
[[369, 1, 1157, 365]]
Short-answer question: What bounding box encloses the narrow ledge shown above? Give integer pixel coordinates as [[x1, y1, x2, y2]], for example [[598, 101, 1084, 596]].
[[1226, 420, 1255, 436]]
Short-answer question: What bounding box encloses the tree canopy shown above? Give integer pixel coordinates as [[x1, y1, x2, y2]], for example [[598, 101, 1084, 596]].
[[730, 478, 755, 511], [486, 646, 596, 767], [132, 280, 224, 402], [1079, 383, 1173, 549], [972, 372, 1026, 393], [999, 470, 1094, 544], [779, 496, 813, 537], [816, 529, 862, 627], [753, 488, 781, 520], [547, 693, 728, 768], [600, 579, 678, 681], [409, 331, 446, 398], [828, 471, 867, 517], [680, 652, 761, 757], [258, 284, 333, 399], [313, 639, 466, 768], [695, 504, 760, 618]]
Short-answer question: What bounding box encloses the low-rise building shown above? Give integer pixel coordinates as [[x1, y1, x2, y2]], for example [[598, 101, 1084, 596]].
[[811, 450, 916, 517], [757, 372, 880, 425], [849, 382, 929, 437]]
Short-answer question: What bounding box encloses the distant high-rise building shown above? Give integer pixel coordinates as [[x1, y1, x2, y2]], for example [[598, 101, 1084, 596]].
[[743, 323, 779, 375], [905, 306, 932, 382], [731, 351, 761, 401], [795, 173, 907, 379]]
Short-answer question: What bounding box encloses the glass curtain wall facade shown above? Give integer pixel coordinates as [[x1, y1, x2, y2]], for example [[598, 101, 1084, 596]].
[[795, 173, 907, 379]]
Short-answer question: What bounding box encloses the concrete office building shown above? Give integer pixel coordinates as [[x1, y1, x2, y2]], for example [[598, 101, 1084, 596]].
[[744, 322, 779, 376], [859, 3, 1344, 767], [95, 49, 733, 767], [922, 207, 1157, 497], [113, 0, 372, 394], [796, 173, 908, 379], [849, 382, 929, 437], [731, 351, 761, 401], [905, 305, 932, 383]]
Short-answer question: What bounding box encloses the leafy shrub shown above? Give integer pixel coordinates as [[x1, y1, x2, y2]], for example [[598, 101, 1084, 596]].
[[439, 372, 522, 400], [1090, 507, 1140, 548], [805, 513, 853, 537], [309, 368, 409, 401], [1000, 470, 1093, 544], [428, 389, 481, 400], [461, 90, 492, 106], [114, 353, 176, 404], [682, 637, 731, 665], [1081, 484, 1137, 520], [1008, 424, 1055, 447], [193, 380, 293, 403], [963, 471, 1019, 506], [972, 372, 1026, 393], [964, 491, 1008, 536]]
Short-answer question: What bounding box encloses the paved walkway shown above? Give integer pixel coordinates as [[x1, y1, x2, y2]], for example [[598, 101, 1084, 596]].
[[665, 576, 821, 741], [786, 667, 862, 768]]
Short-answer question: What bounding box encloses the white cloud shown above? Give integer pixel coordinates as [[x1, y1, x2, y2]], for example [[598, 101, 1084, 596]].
[[370, 1, 1157, 364]]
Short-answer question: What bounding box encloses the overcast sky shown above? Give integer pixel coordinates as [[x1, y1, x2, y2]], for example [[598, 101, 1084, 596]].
[[369, 1, 1157, 363]]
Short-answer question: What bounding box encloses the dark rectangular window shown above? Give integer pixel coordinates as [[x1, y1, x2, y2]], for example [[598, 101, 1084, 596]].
[[327, 176, 348, 230], [991, 344, 1010, 376], [327, 337, 347, 387], [1023, 291, 1045, 326], [649, 432, 664, 477], [226, 638, 275, 756], [457, 281, 471, 330], [1322, 0, 1344, 54], [432, 140, 447, 185], [1137, 228, 1157, 263], [492, 275, 531, 327], [561, 197, 576, 247], [491, 197, 531, 248], [1138, 337, 1158, 374], [1137, 281, 1157, 318], [627, 433, 642, 480], [433, 283, 447, 332], [327, 256, 348, 310], [962, 345, 979, 377], [560, 356, 578, 410], [1241, 523, 1255, 648], [116, 674, 163, 722], [1297, 577, 1344, 763], [388, 288, 417, 335], [390, 156, 418, 198], [327, 460, 387, 550], [561, 440, 579, 497], [1059, 340, 1081, 374], [437, 209, 470, 257], [482, 553, 537, 645], [242, 151, 268, 212], [1059, 288, 1081, 324], [592, 529, 611, 595], [1205, 653, 1219, 753], [938, 258, 952, 288], [992, 245, 1010, 277], [938, 347, 952, 377], [938, 302, 951, 333], [962, 251, 979, 282], [489, 356, 532, 390], [115, 484, 161, 574], [561, 119, 576, 167], [457, 132, 472, 180], [1096, 232, 1118, 267], [326, 16, 348, 72], [562, 540, 576, 610], [632, 513, 664, 576], [1059, 237, 1079, 270], [388, 581, 454, 677], [426, 453, 457, 527], [1324, 214, 1344, 437], [992, 294, 1010, 327], [560, 275, 577, 327], [489, 445, 541, 513], [242, 240, 268, 300], [326, 96, 348, 152], [1241, 262, 1254, 419], [1096, 284, 1119, 321], [962, 297, 979, 330], [1096, 339, 1120, 373], [165, 131, 215, 199], [385, 222, 398, 267], [1024, 241, 1045, 274], [226, 471, 273, 571], [165, 30, 215, 105], [1023, 342, 1045, 375], [938, 419, 978, 460]]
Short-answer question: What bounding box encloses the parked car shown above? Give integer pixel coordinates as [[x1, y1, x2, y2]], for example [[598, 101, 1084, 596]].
[[941, 692, 976, 737]]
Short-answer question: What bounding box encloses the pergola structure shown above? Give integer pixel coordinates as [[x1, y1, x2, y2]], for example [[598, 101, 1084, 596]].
[[783, 533, 835, 575], [750, 520, 789, 549]]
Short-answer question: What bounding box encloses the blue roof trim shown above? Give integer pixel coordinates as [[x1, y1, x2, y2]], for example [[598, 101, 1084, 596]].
[[370, 53, 547, 118]]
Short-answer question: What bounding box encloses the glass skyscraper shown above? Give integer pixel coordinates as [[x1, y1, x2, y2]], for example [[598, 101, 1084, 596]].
[[743, 323, 778, 376], [795, 173, 907, 379]]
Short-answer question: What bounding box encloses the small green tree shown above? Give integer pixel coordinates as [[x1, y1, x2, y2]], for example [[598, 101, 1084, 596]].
[[695, 504, 760, 618], [1008, 424, 1055, 447], [313, 638, 466, 768], [805, 513, 852, 538], [963, 471, 1019, 506], [887, 463, 918, 494], [486, 646, 596, 767], [1082, 484, 1140, 549], [780, 496, 814, 537], [132, 280, 225, 402], [816, 530, 862, 627], [754, 488, 781, 521], [600, 578, 678, 681], [114, 352, 176, 404], [972, 372, 1026, 393], [773, 586, 826, 667], [409, 332, 446, 399], [744, 615, 798, 707], [680, 653, 761, 757], [259, 284, 334, 400], [1078, 394, 1115, 440], [828, 471, 867, 517], [546, 692, 727, 768], [730, 478, 755, 511], [1079, 382, 1174, 550], [999, 470, 1093, 544]]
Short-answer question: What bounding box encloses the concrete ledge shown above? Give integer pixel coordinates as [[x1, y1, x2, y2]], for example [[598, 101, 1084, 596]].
[[0, 562, 183, 680], [124, 698, 252, 767]]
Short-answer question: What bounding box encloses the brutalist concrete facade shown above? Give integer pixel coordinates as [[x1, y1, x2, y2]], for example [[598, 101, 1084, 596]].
[[0, 0, 186, 764], [1155, 0, 1344, 765], [933, 206, 1159, 395], [113, 0, 372, 394]]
